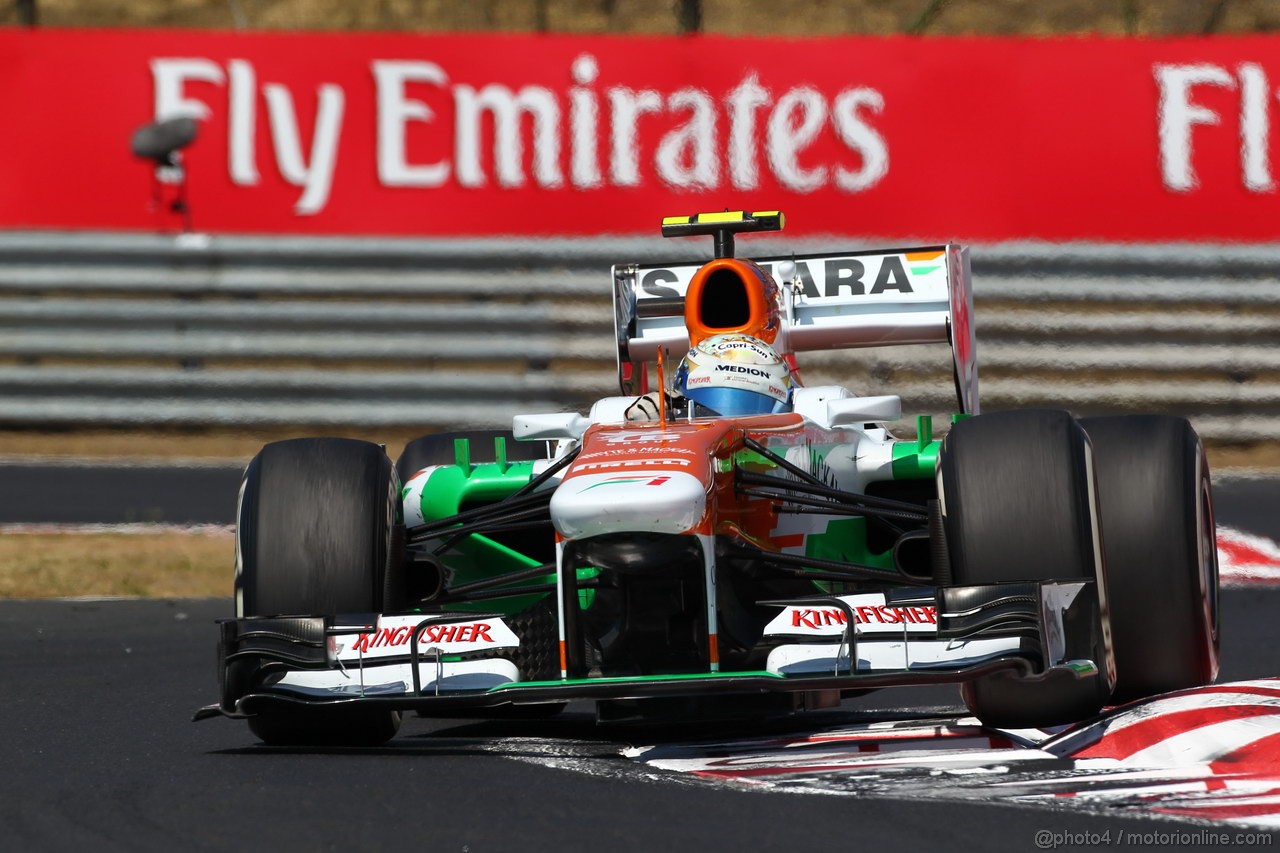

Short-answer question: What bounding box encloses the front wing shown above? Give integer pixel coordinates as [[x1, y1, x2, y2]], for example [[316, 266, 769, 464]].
[[197, 580, 1105, 720]]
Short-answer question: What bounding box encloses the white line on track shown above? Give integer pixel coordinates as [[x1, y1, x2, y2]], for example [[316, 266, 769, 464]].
[[0, 454, 246, 469], [0, 522, 233, 535]]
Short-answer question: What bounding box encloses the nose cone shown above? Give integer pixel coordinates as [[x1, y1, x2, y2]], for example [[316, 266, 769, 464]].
[[550, 471, 707, 540]]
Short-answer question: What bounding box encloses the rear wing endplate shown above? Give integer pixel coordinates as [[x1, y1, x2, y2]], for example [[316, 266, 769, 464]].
[[612, 244, 978, 414]]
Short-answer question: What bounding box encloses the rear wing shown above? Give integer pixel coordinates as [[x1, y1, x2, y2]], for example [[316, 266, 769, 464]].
[[612, 243, 979, 414]]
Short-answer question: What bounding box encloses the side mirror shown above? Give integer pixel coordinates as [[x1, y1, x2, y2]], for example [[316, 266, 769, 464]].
[[826, 395, 901, 428], [512, 412, 590, 441]]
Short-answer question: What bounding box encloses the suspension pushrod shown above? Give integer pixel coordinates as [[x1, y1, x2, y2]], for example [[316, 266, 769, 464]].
[[406, 489, 552, 543], [736, 467, 928, 517], [509, 445, 580, 500], [424, 507, 555, 553], [740, 436, 830, 489], [740, 486, 927, 525], [768, 503, 907, 537], [432, 579, 599, 605], [441, 562, 556, 596], [408, 446, 576, 544]]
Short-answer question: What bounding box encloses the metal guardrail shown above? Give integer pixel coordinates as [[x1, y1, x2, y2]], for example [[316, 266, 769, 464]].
[[1, 230, 1278, 441]]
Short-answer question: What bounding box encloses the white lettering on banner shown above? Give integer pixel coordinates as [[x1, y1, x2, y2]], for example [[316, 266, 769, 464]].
[[832, 88, 889, 191], [455, 83, 563, 188], [152, 57, 223, 121], [151, 57, 344, 214], [1155, 62, 1276, 194], [227, 59, 258, 185], [264, 82, 345, 214], [727, 73, 770, 190], [372, 60, 450, 188], [1239, 62, 1274, 191], [657, 87, 719, 189], [148, 53, 890, 216], [570, 54, 603, 189], [768, 86, 828, 193], [609, 86, 664, 186]]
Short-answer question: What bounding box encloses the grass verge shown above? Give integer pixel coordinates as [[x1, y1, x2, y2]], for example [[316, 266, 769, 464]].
[[0, 528, 231, 599]]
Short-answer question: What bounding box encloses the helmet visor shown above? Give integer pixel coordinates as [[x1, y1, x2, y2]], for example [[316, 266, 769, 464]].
[[684, 386, 783, 417]]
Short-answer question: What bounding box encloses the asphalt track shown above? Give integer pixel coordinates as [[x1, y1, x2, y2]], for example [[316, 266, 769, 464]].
[[0, 592, 1271, 853], [0, 592, 1273, 852], [0, 461, 243, 525], [0, 465, 1276, 851]]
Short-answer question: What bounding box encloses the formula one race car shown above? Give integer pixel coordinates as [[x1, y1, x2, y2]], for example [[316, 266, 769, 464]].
[[197, 210, 1220, 746]]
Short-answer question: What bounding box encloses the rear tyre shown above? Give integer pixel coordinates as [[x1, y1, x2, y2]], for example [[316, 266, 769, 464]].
[[396, 429, 547, 485], [938, 409, 1113, 728], [234, 437, 403, 746], [1079, 415, 1219, 702]]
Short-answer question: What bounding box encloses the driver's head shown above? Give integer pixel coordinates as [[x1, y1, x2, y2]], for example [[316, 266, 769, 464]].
[[673, 333, 793, 416]]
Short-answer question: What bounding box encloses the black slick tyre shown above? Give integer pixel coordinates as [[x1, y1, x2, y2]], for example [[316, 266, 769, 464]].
[[1078, 415, 1219, 703], [938, 409, 1113, 728], [233, 437, 403, 746]]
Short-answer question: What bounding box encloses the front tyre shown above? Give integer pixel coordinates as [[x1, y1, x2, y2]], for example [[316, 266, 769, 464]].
[[939, 409, 1113, 728], [1079, 415, 1219, 702], [233, 437, 404, 746]]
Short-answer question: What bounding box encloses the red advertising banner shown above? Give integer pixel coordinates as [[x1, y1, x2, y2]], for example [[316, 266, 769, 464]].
[[1, 28, 1279, 241]]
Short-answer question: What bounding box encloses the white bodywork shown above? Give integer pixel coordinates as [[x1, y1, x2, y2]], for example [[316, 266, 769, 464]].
[[275, 660, 519, 698], [762, 586, 1084, 676], [273, 614, 522, 698], [550, 470, 707, 539]]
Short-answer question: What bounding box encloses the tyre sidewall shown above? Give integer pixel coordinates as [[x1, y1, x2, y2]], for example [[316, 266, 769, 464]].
[[1079, 415, 1219, 701], [236, 437, 395, 617]]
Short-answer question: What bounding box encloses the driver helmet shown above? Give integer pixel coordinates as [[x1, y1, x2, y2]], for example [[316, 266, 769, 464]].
[[673, 333, 794, 416]]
